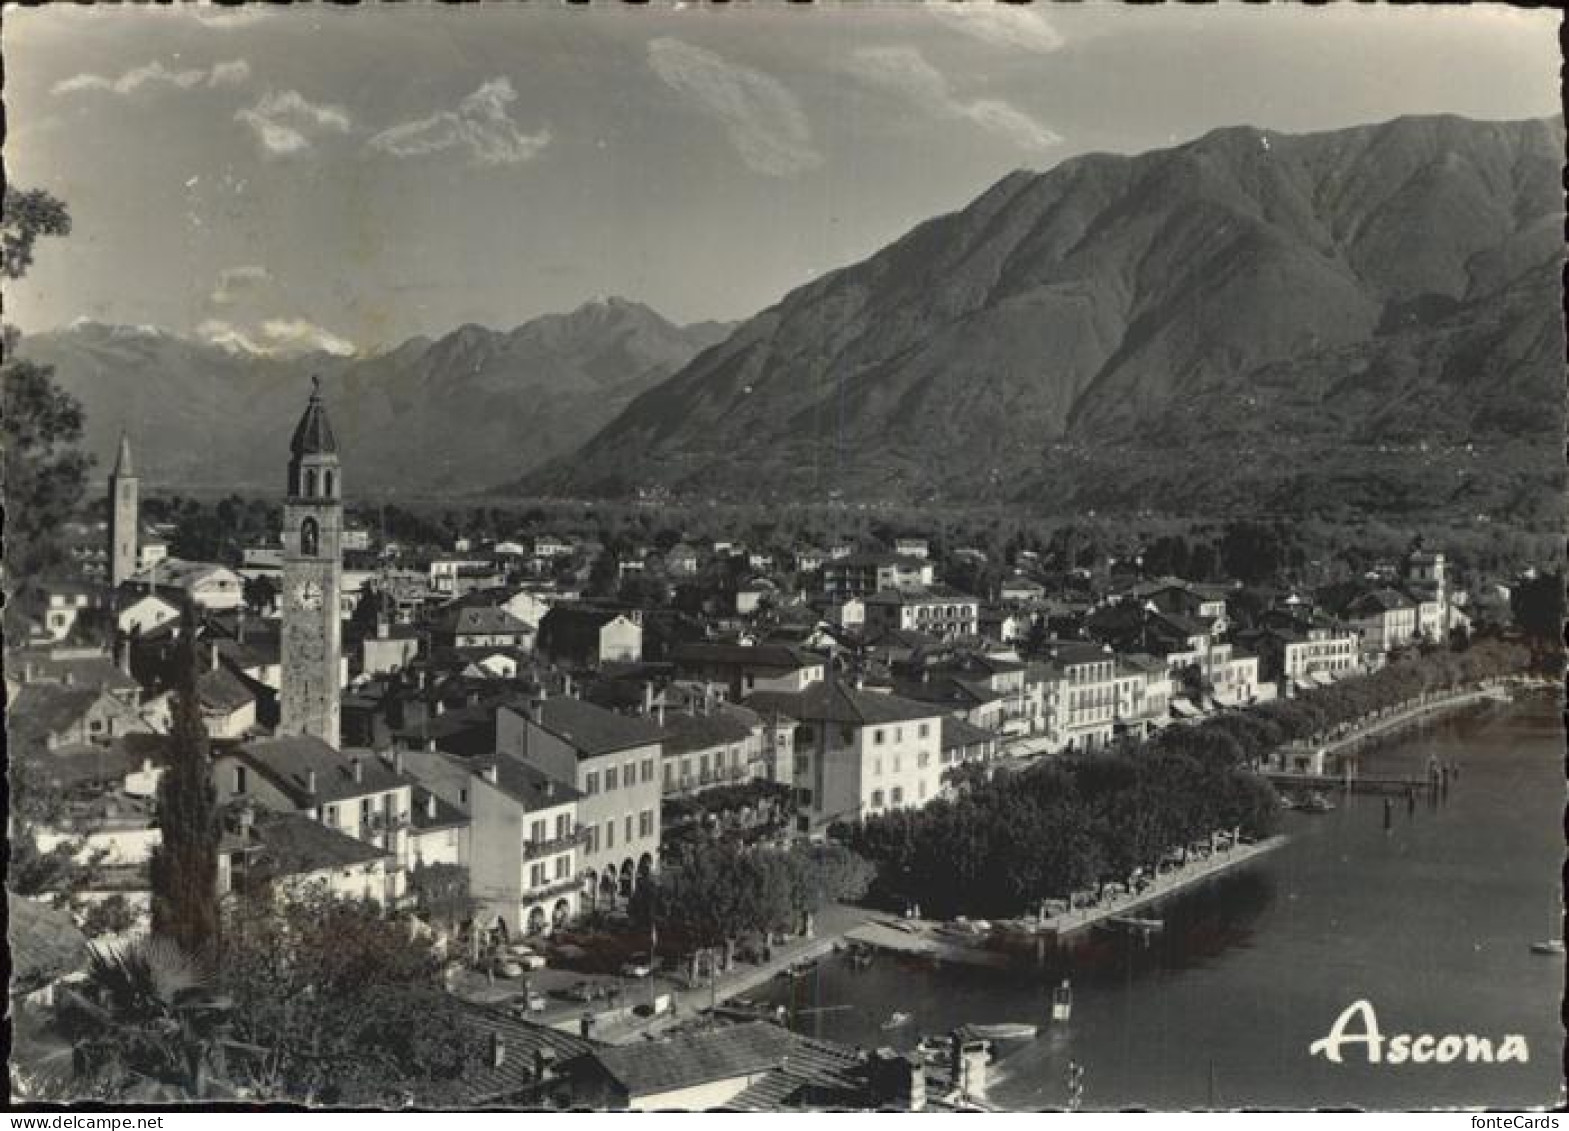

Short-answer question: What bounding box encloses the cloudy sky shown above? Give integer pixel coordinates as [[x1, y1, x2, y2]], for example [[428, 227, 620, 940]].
[[4, 2, 1559, 354]]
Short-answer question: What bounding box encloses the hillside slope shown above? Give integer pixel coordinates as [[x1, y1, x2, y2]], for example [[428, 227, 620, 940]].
[[527, 115, 1564, 522], [21, 298, 731, 495]]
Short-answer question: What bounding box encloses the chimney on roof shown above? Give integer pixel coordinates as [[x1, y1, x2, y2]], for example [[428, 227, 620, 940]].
[[376, 616, 389, 640], [22, 661, 35, 683], [211, 642, 221, 673], [435, 700, 446, 716], [63, 670, 75, 687], [534, 1046, 556, 1082], [481, 764, 499, 784], [306, 769, 317, 795], [490, 1032, 506, 1069], [393, 748, 405, 776], [528, 696, 544, 726], [237, 606, 247, 643], [643, 681, 655, 718], [352, 756, 363, 783], [425, 739, 437, 753], [426, 792, 437, 820]]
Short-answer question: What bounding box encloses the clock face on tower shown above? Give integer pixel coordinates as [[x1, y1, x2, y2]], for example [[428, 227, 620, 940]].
[[294, 580, 323, 611]]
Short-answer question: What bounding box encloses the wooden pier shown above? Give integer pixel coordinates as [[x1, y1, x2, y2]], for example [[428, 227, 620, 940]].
[[1264, 771, 1432, 796]]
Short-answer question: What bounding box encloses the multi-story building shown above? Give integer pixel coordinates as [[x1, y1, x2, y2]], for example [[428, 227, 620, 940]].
[[496, 697, 663, 909], [469, 757, 584, 937], [1114, 654, 1171, 741], [658, 702, 771, 796], [537, 605, 643, 668], [862, 586, 980, 641], [745, 680, 947, 835], [1340, 588, 1419, 657], [821, 553, 934, 599], [212, 736, 414, 902], [1239, 619, 1361, 692], [1037, 641, 1119, 752], [668, 641, 825, 699], [218, 809, 402, 908]]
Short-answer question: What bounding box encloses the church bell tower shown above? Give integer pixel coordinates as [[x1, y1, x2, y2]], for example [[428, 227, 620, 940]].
[[279, 377, 343, 748], [107, 432, 139, 587]]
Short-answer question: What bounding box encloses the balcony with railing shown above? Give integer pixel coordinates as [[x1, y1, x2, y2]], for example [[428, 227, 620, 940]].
[[365, 810, 410, 835], [522, 876, 582, 901], [522, 826, 590, 860]]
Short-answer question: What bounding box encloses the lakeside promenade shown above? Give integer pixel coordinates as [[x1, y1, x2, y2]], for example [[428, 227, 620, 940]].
[[1277, 677, 1525, 773]]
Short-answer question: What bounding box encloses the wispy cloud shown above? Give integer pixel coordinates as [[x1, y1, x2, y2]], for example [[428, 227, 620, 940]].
[[928, 3, 1066, 54], [53, 58, 250, 97], [647, 38, 822, 177], [209, 264, 271, 307], [236, 90, 352, 156], [198, 316, 356, 357], [852, 46, 1060, 154], [366, 78, 550, 167], [260, 318, 356, 356], [190, 7, 271, 30]]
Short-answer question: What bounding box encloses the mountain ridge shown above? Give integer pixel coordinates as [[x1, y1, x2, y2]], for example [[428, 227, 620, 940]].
[[21, 298, 735, 495], [523, 113, 1565, 522]]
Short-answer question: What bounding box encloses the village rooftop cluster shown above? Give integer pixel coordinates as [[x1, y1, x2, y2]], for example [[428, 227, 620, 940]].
[[10, 385, 1525, 1109]]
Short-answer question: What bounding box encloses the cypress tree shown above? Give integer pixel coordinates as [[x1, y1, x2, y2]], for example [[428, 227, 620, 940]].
[[149, 611, 221, 955]]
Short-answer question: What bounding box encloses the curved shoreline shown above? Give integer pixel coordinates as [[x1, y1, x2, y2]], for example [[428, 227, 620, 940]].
[[1277, 677, 1534, 769]]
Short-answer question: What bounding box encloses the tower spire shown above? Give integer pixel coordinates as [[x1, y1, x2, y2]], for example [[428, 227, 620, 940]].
[[113, 430, 136, 478]]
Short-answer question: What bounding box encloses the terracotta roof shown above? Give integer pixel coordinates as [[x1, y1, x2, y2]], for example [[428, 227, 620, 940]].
[[940, 714, 997, 750], [670, 642, 823, 671], [435, 606, 533, 636], [18, 743, 138, 790], [745, 680, 943, 727], [660, 708, 757, 755], [198, 665, 256, 714], [8, 683, 128, 746], [478, 756, 582, 812], [529, 698, 665, 758], [225, 809, 390, 875], [1047, 640, 1116, 666], [233, 736, 410, 806], [410, 786, 470, 832], [594, 1020, 793, 1099], [456, 1005, 600, 1106]]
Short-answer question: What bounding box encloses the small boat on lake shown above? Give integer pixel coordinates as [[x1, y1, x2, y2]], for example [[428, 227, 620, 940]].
[[1529, 940, 1564, 956], [966, 1022, 1038, 1042], [1051, 978, 1073, 1022], [881, 1011, 913, 1030], [1300, 791, 1336, 814]]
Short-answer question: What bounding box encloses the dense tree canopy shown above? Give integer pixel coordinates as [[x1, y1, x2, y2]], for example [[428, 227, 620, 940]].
[[219, 891, 483, 1105], [3, 186, 86, 579]]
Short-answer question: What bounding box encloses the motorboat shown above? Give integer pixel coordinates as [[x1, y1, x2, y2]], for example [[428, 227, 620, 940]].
[[881, 1011, 913, 1030], [1300, 791, 1336, 814], [966, 1023, 1038, 1042]]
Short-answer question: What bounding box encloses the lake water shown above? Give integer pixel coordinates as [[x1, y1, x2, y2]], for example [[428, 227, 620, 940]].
[[761, 694, 1565, 1110]]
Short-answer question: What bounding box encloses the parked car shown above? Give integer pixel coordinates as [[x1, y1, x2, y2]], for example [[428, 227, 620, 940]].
[[507, 990, 549, 1015], [621, 953, 655, 978], [507, 946, 548, 971], [560, 980, 604, 1002]]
